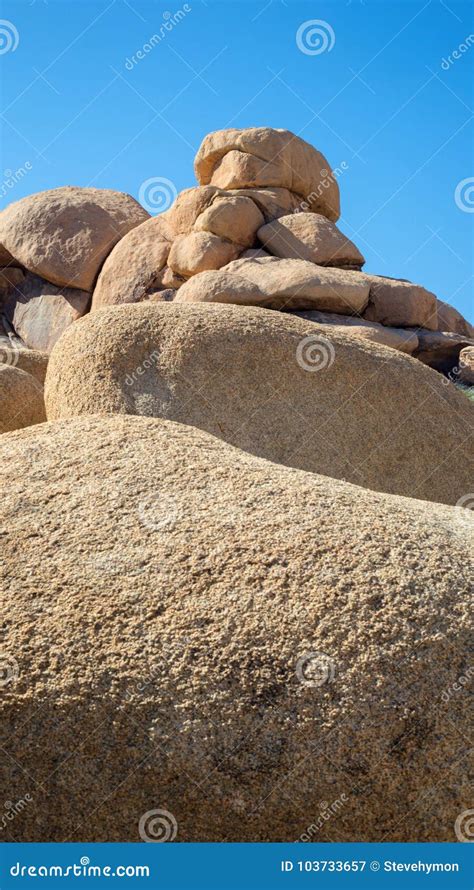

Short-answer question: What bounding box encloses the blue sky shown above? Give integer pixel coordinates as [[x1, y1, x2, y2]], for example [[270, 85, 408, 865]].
[[1, 0, 473, 319]]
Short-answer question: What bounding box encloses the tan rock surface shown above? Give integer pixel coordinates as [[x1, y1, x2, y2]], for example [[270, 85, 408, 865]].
[[363, 275, 438, 330], [176, 256, 370, 313], [91, 216, 172, 310], [2, 273, 90, 352], [194, 195, 264, 247], [0, 187, 149, 291], [291, 310, 418, 353], [0, 414, 470, 842], [168, 232, 242, 278], [44, 303, 474, 505], [258, 212, 365, 269], [195, 127, 340, 221], [436, 299, 474, 338], [0, 364, 45, 433]]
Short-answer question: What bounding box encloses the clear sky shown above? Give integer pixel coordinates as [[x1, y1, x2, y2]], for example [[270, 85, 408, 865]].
[[1, 0, 473, 320]]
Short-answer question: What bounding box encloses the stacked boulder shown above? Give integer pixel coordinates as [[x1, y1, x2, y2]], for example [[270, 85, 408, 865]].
[[0, 127, 472, 373]]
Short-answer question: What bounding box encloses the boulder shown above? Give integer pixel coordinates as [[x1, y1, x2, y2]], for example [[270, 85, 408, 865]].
[[0, 365, 45, 433], [363, 275, 438, 330], [194, 127, 340, 221], [457, 346, 474, 385], [166, 185, 301, 237], [290, 310, 418, 354], [436, 299, 474, 339], [44, 303, 474, 505], [0, 414, 470, 842], [0, 243, 20, 266], [0, 187, 149, 291], [0, 345, 48, 385], [258, 213, 365, 269], [2, 272, 90, 352], [413, 329, 474, 373], [194, 196, 264, 247], [175, 256, 370, 313], [91, 216, 172, 310], [168, 232, 241, 278]]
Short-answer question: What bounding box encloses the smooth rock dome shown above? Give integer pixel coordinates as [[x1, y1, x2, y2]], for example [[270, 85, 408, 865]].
[[0, 415, 470, 842], [44, 302, 474, 505]]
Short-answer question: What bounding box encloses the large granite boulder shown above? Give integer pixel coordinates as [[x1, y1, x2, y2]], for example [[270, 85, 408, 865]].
[[258, 213, 365, 269], [0, 187, 149, 291], [44, 303, 474, 505], [194, 128, 340, 221], [175, 256, 370, 313], [0, 415, 470, 842]]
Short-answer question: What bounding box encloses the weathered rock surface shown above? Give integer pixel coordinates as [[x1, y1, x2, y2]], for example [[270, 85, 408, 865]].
[[258, 213, 365, 269], [91, 216, 172, 310], [44, 303, 474, 505], [0, 414, 470, 842], [436, 299, 474, 339], [363, 275, 438, 330], [291, 310, 418, 354], [168, 232, 241, 278], [195, 127, 340, 221], [176, 256, 370, 313], [0, 364, 45, 433], [457, 346, 474, 385], [413, 329, 474, 373], [0, 187, 149, 291], [2, 273, 90, 352]]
